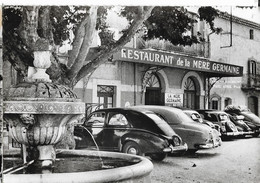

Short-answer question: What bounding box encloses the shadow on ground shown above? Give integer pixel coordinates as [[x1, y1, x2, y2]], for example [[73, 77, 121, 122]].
[[169, 151, 221, 159]]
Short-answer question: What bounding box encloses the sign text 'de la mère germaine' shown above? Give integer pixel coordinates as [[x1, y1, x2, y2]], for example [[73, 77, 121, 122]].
[[114, 47, 243, 76]]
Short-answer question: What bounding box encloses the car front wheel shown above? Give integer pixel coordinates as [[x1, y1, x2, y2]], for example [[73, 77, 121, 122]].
[[150, 153, 167, 161], [122, 141, 142, 156]]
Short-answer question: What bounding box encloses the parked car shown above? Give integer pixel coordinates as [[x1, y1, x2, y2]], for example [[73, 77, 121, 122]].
[[183, 109, 222, 141], [196, 110, 241, 138], [227, 114, 254, 137], [130, 106, 221, 153], [74, 107, 187, 161], [224, 105, 260, 137], [183, 109, 221, 133]]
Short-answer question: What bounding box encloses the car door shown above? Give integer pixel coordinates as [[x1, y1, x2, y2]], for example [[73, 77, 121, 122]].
[[84, 111, 106, 149], [103, 112, 130, 151]]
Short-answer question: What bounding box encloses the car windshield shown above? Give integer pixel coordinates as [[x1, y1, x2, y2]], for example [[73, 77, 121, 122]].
[[218, 114, 229, 121], [190, 113, 203, 123], [145, 112, 176, 136]]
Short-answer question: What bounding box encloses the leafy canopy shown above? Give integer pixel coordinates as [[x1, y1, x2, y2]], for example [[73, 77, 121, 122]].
[[3, 6, 220, 86]]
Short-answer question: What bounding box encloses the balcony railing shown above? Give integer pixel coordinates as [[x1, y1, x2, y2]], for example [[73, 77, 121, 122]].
[[137, 38, 209, 57], [241, 73, 260, 90]]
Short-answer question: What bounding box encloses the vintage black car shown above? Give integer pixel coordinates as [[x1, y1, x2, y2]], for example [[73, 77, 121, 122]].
[[183, 109, 222, 139], [131, 106, 221, 153], [74, 108, 187, 161], [224, 105, 260, 137], [196, 110, 240, 138], [183, 109, 221, 133], [227, 114, 254, 137]]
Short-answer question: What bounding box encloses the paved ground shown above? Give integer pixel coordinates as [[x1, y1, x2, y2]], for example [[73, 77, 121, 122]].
[[150, 136, 260, 183]]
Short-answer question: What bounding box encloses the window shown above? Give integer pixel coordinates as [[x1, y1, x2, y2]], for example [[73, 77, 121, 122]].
[[210, 94, 221, 110], [248, 60, 256, 75], [146, 73, 160, 87], [206, 113, 218, 122], [211, 97, 219, 110], [249, 29, 254, 40], [224, 98, 232, 107], [108, 113, 129, 126], [85, 112, 105, 126], [97, 85, 115, 108], [85, 112, 105, 135]]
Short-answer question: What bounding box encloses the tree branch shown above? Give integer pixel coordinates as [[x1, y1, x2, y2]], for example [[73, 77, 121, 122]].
[[67, 8, 89, 68], [67, 7, 97, 68], [74, 6, 154, 85], [66, 6, 98, 80]]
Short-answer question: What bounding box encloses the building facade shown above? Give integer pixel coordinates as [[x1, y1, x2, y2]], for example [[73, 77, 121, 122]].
[[209, 12, 260, 115], [73, 13, 245, 115]]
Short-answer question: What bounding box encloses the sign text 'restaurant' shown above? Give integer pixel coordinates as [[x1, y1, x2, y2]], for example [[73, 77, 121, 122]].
[[114, 47, 243, 76]]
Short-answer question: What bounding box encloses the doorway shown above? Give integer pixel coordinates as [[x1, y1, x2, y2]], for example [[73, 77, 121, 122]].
[[183, 77, 198, 109], [145, 73, 162, 105], [248, 96, 258, 115]]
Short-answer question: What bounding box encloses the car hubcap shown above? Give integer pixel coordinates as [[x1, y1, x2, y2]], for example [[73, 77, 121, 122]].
[[128, 147, 137, 155]]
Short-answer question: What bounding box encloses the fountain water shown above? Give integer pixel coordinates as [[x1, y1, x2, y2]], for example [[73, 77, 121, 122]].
[[2, 41, 153, 182]]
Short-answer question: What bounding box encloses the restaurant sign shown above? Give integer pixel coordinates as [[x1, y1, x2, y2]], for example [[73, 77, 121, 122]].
[[114, 47, 243, 76]]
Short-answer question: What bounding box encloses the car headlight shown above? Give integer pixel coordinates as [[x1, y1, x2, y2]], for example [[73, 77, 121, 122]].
[[172, 136, 181, 146]]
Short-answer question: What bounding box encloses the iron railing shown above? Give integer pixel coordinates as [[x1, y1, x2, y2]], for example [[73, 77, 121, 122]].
[[138, 38, 209, 57], [241, 73, 260, 89]]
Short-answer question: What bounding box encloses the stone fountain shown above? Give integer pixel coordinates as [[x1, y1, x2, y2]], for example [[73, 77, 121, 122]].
[[2, 41, 153, 182]]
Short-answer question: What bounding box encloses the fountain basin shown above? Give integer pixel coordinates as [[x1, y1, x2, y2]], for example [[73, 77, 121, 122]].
[[3, 150, 153, 183]]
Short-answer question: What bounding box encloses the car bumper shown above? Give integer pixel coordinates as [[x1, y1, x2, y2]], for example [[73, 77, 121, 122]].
[[223, 131, 240, 136], [198, 139, 222, 149], [163, 143, 188, 153], [238, 131, 255, 135]]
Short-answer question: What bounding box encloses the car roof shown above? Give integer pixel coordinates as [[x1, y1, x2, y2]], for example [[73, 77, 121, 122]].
[[205, 110, 226, 114], [131, 105, 183, 112], [130, 105, 191, 122], [183, 109, 199, 114], [90, 107, 154, 114], [89, 107, 178, 136]]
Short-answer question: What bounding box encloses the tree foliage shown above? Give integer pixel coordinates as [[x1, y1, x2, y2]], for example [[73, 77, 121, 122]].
[[3, 6, 221, 88]]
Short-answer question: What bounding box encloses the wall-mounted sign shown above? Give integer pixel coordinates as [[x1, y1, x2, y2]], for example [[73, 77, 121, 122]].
[[165, 93, 183, 106], [114, 47, 243, 77]]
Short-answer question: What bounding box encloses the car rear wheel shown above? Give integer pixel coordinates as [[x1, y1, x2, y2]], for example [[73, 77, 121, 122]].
[[150, 153, 167, 161], [122, 141, 142, 156]]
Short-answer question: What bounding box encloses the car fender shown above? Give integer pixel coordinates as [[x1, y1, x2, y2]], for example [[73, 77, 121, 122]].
[[119, 131, 167, 154], [172, 124, 212, 149]]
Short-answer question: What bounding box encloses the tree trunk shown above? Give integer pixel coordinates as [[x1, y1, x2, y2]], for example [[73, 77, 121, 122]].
[[18, 6, 40, 50]]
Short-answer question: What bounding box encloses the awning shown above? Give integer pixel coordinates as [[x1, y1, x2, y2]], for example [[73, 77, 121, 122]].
[[113, 47, 243, 77]]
